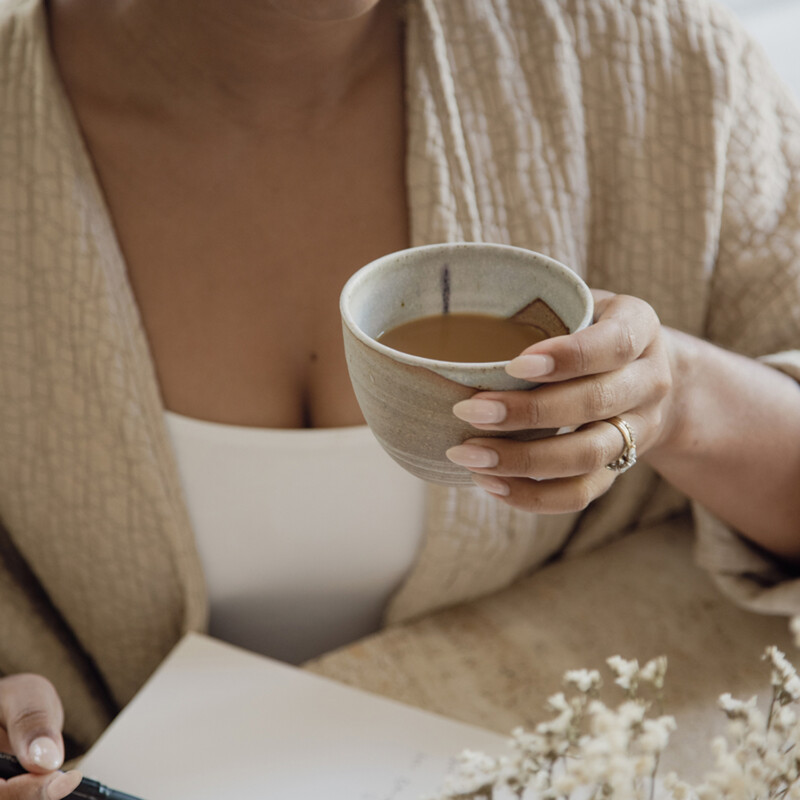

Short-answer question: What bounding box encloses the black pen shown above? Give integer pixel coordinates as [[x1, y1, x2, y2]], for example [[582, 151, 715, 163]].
[[0, 752, 146, 800]]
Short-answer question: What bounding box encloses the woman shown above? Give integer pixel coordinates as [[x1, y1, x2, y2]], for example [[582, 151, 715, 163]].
[[1, 0, 799, 796]]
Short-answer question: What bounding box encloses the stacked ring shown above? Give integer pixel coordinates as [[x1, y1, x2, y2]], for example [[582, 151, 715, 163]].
[[604, 416, 637, 473]]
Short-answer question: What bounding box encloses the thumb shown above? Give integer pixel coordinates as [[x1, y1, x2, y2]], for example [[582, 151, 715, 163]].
[[0, 675, 64, 774]]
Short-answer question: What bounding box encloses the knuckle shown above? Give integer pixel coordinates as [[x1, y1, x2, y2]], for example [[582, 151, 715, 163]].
[[620, 292, 654, 318], [639, 296, 661, 325], [0, 674, 60, 736], [586, 378, 616, 419], [520, 397, 542, 428], [615, 320, 638, 362], [518, 446, 541, 479], [9, 706, 51, 734], [652, 368, 672, 402], [570, 337, 591, 374]]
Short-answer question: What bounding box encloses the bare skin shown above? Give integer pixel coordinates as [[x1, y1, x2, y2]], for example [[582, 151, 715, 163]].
[[48, 0, 408, 428]]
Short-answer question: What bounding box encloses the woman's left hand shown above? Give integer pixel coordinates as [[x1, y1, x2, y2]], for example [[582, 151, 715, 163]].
[[446, 290, 678, 512]]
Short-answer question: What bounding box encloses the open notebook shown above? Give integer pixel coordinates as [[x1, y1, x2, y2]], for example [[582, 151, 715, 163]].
[[79, 633, 506, 800]]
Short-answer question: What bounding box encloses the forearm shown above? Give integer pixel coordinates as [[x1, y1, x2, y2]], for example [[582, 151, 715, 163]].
[[646, 328, 800, 561]]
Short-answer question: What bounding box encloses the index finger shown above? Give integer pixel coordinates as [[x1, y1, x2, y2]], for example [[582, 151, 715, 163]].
[[506, 294, 660, 382], [0, 676, 64, 774]]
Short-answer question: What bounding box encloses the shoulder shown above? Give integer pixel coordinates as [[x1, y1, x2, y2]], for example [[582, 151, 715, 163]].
[[484, 0, 749, 53], [425, 0, 752, 96], [0, 0, 45, 70], [0, 0, 84, 266], [0, 0, 38, 31], [0, 0, 71, 174], [425, 0, 746, 39], [0, 0, 51, 122]]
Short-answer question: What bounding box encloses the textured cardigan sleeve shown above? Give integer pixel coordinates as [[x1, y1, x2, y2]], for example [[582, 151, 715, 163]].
[[692, 4, 800, 612]]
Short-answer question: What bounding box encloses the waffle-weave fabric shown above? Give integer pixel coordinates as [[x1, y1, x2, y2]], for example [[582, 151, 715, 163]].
[[1, 0, 799, 750]]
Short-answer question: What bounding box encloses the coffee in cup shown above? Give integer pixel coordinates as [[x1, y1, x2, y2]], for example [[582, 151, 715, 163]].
[[340, 243, 593, 485]]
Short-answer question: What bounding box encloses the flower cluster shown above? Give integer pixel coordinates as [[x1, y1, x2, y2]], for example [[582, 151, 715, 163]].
[[431, 619, 800, 800], [690, 645, 800, 800]]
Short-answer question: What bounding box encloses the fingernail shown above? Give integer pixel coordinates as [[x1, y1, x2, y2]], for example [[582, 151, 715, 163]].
[[453, 399, 506, 424], [47, 771, 82, 800], [472, 474, 510, 496], [505, 354, 554, 379], [446, 444, 499, 468], [29, 737, 61, 771]]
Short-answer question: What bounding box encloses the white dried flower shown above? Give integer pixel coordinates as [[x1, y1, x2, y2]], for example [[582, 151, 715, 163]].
[[438, 749, 502, 797], [432, 649, 800, 800], [606, 655, 640, 693], [718, 693, 758, 720], [550, 773, 579, 794], [638, 716, 677, 755], [662, 771, 695, 800], [765, 645, 799, 687], [773, 703, 799, 732], [564, 669, 602, 693], [639, 656, 668, 690], [535, 712, 572, 739], [546, 692, 570, 713], [785, 674, 800, 702]]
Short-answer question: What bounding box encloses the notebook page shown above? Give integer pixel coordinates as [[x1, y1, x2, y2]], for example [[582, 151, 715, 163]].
[[79, 633, 507, 800]]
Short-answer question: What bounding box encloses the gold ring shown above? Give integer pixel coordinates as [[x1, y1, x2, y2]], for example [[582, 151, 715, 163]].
[[604, 416, 637, 474]]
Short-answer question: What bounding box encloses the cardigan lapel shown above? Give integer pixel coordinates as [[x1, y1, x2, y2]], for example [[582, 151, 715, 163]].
[[387, 0, 536, 624], [0, 0, 206, 707], [385, 0, 583, 624]]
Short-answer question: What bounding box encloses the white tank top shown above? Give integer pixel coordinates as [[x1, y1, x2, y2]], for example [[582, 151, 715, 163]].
[[164, 412, 427, 664]]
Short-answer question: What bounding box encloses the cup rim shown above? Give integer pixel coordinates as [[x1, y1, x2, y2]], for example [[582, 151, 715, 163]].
[[340, 242, 593, 371]]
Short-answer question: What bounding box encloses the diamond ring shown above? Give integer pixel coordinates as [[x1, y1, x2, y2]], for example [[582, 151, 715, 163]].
[[604, 416, 637, 474]]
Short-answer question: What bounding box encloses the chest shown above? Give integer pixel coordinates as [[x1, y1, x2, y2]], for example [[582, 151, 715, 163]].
[[79, 93, 408, 429]]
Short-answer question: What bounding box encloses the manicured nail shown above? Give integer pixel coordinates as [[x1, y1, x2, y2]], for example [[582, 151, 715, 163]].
[[505, 354, 555, 380], [47, 771, 82, 800], [472, 474, 510, 496], [30, 737, 61, 771], [453, 399, 506, 424], [446, 444, 499, 468]]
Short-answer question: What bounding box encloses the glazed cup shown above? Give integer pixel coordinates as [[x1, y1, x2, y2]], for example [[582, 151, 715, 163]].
[[340, 243, 594, 485]]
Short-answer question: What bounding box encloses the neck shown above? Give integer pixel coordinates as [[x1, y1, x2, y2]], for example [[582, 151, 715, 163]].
[[66, 0, 403, 126]]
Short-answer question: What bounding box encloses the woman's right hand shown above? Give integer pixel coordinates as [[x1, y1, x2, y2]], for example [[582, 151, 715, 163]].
[[0, 675, 81, 800]]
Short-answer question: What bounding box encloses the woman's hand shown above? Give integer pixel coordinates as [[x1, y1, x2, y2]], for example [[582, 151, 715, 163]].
[[445, 290, 677, 512], [0, 675, 81, 800]]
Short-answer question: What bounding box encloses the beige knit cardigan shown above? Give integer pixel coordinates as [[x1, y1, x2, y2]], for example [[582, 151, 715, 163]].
[[1, 0, 799, 752]]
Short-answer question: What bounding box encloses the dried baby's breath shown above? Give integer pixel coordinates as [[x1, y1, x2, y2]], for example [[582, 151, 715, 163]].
[[431, 640, 800, 800]]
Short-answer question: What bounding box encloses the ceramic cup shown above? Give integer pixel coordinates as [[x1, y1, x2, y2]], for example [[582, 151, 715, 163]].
[[340, 243, 594, 485]]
